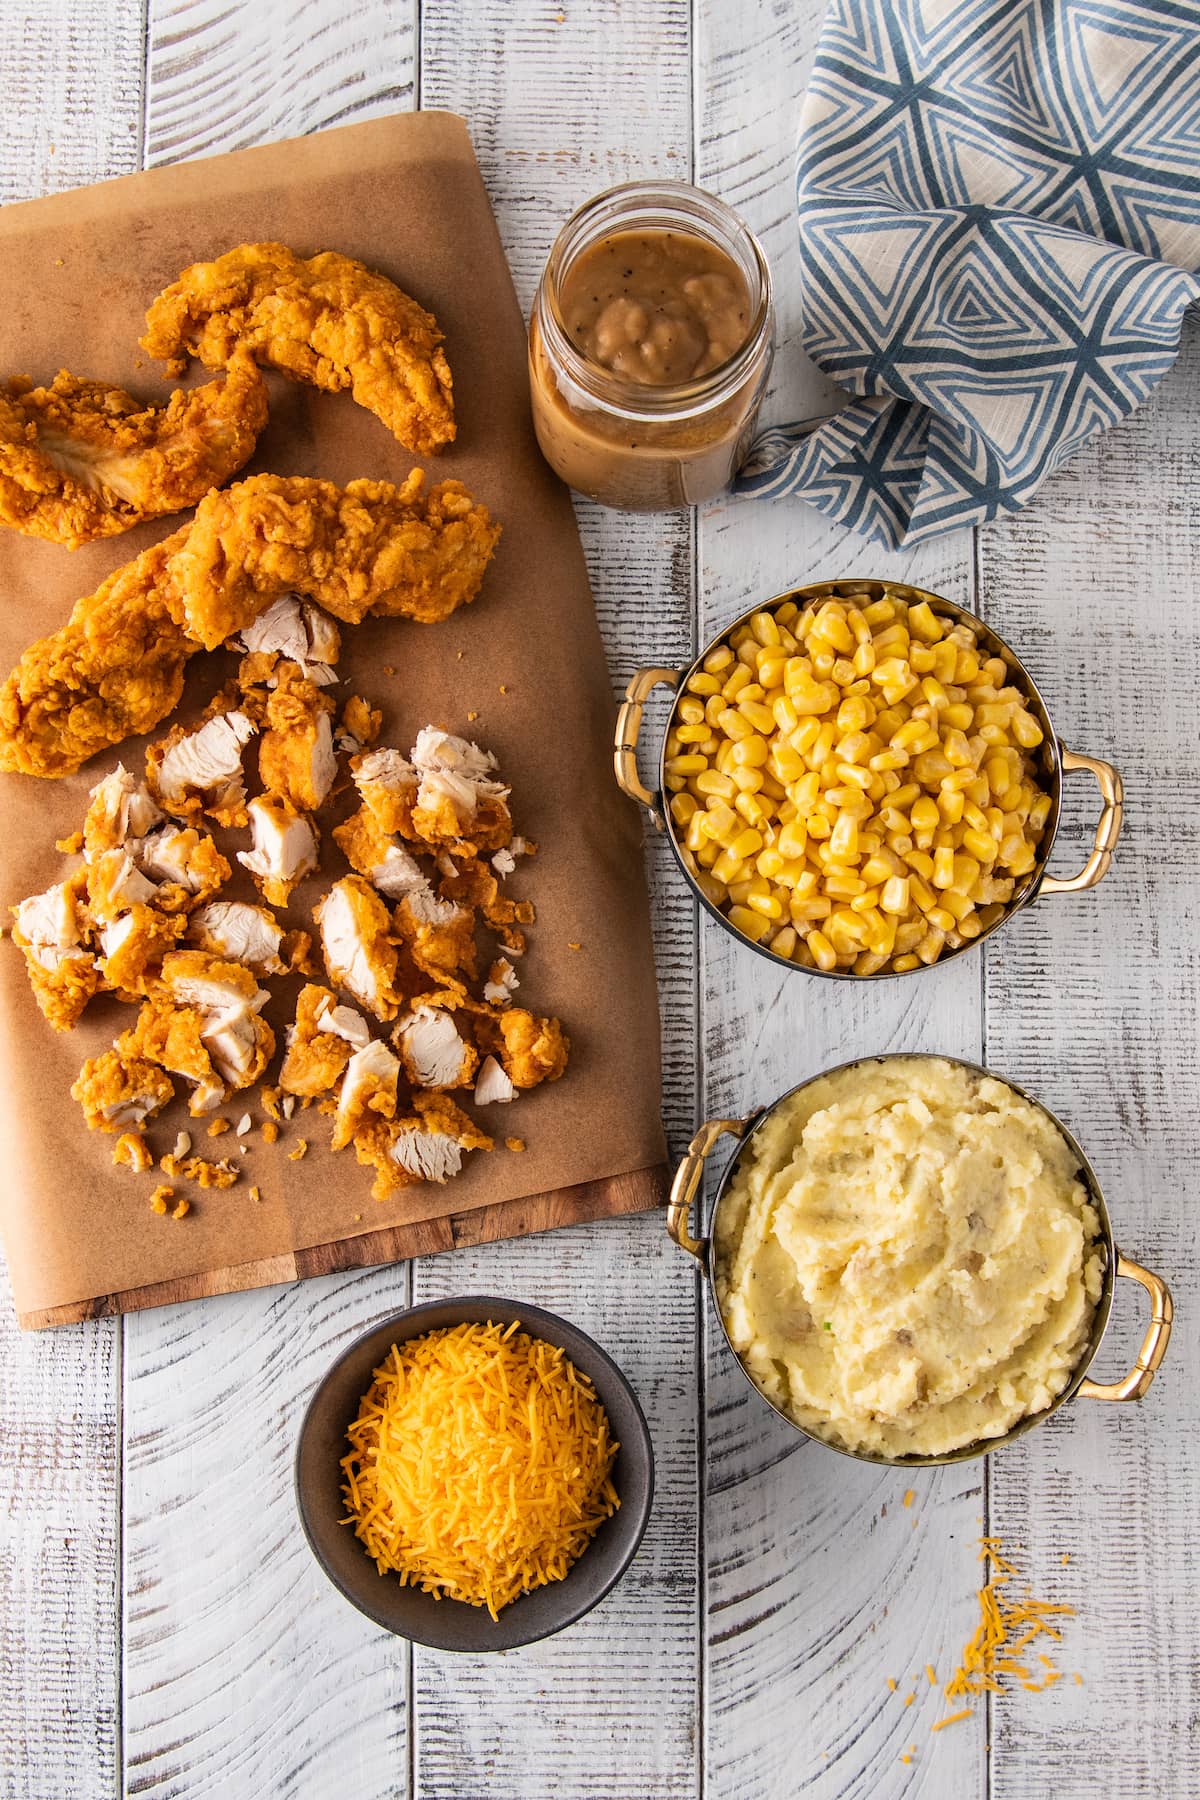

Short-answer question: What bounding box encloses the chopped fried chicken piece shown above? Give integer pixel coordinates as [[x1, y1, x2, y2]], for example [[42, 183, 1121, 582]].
[[83, 763, 163, 860], [330, 1039, 400, 1151], [332, 806, 432, 901], [393, 1004, 477, 1091], [112, 1130, 153, 1172], [410, 726, 511, 852], [0, 473, 498, 777], [393, 888, 476, 983], [234, 593, 341, 682], [146, 707, 255, 827], [0, 353, 267, 548], [258, 664, 336, 811], [118, 951, 275, 1114], [478, 1008, 570, 1088], [85, 848, 158, 923], [141, 243, 455, 456], [336, 695, 382, 755], [237, 793, 319, 906], [186, 900, 288, 975], [351, 748, 417, 835], [315, 876, 403, 1020], [129, 825, 231, 911], [354, 1093, 492, 1199], [71, 1048, 175, 1131], [441, 858, 534, 953], [474, 1054, 516, 1106], [278, 982, 368, 1096], [483, 958, 520, 1006], [11, 874, 101, 1029], [99, 903, 185, 995]]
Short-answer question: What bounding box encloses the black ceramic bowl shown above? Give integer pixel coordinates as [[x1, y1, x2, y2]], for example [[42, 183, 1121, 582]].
[[295, 1296, 655, 1652]]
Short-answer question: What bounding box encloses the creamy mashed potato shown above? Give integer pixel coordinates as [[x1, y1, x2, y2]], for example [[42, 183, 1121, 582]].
[[714, 1057, 1104, 1459]]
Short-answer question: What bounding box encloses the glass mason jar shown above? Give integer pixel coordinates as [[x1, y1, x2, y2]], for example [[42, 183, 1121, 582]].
[[529, 181, 774, 511]]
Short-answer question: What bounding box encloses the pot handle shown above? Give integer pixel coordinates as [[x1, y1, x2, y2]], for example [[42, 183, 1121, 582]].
[[1079, 1254, 1173, 1401], [1040, 747, 1124, 895], [614, 665, 682, 833], [667, 1116, 749, 1262]]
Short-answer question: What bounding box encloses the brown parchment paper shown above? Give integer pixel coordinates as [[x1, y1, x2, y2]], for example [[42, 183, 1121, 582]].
[[0, 112, 667, 1326]]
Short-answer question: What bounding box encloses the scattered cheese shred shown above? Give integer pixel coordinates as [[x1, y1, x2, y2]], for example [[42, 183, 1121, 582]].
[[902, 1489, 915, 1508], [944, 1539, 1076, 1703], [931, 1709, 973, 1733], [341, 1320, 620, 1621]]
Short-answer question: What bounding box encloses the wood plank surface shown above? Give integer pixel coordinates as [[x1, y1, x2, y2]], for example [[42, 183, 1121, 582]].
[[0, 5, 143, 1796], [979, 315, 1200, 1800]]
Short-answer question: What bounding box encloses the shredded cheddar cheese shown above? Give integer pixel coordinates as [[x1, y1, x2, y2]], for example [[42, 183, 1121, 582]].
[[341, 1320, 620, 1621], [943, 1539, 1076, 1703]]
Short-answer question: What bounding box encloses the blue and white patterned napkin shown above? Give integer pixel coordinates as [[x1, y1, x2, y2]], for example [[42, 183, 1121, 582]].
[[738, 0, 1200, 546]]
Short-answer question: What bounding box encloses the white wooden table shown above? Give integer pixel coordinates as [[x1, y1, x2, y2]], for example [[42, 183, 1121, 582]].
[[1, 5, 1196, 1797]]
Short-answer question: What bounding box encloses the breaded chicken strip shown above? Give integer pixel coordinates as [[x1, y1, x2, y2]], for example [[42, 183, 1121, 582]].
[[0, 528, 194, 778], [141, 243, 454, 456], [354, 1093, 492, 1199], [0, 472, 498, 779], [0, 353, 267, 548], [172, 472, 499, 647]]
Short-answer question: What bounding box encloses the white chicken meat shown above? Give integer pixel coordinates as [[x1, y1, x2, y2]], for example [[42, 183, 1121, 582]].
[[187, 901, 286, 975], [331, 1039, 400, 1151], [152, 710, 255, 818]]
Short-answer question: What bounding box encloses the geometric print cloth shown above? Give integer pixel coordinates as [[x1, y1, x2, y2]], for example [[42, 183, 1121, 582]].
[[735, 0, 1200, 546]]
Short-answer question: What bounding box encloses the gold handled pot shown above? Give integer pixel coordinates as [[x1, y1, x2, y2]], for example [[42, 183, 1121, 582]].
[[667, 1053, 1172, 1467], [615, 579, 1123, 977]]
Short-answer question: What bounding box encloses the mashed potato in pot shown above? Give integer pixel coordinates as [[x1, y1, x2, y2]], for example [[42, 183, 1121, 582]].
[[714, 1057, 1104, 1460]]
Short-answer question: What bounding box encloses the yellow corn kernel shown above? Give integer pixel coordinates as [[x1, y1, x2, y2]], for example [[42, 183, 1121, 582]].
[[872, 622, 910, 653], [694, 872, 726, 907], [894, 920, 925, 954], [812, 605, 855, 654], [829, 812, 859, 861], [665, 753, 708, 776], [938, 787, 966, 825], [677, 696, 706, 726], [769, 925, 798, 960], [772, 694, 799, 733], [907, 600, 943, 643], [807, 722, 837, 769], [702, 801, 739, 841], [926, 905, 956, 934], [852, 641, 877, 677], [745, 889, 784, 921], [915, 927, 945, 966], [880, 875, 910, 914], [734, 792, 768, 831], [768, 742, 807, 784], [675, 723, 710, 744], [891, 953, 921, 972], [694, 838, 720, 867], [671, 791, 699, 826], [711, 849, 743, 885], [727, 903, 772, 943], [687, 671, 721, 697], [748, 610, 781, 647], [738, 700, 776, 734], [835, 696, 869, 734], [862, 597, 896, 627], [730, 766, 764, 794], [684, 812, 709, 854], [1012, 708, 1044, 749], [694, 769, 737, 800], [716, 706, 753, 742], [910, 796, 940, 833], [939, 889, 975, 924], [933, 845, 956, 889], [776, 821, 809, 863], [905, 849, 935, 882], [1006, 843, 1037, 876], [723, 664, 752, 698], [704, 643, 734, 674], [790, 895, 832, 925], [729, 827, 763, 861], [731, 735, 770, 769], [756, 652, 788, 690], [1029, 793, 1052, 831], [759, 770, 786, 802], [962, 827, 997, 863], [806, 813, 832, 841], [942, 701, 974, 731], [806, 929, 839, 972], [908, 873, 937, 912]]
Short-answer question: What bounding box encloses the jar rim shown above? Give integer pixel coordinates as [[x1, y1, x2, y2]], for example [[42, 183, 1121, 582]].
[[536, 179, 774, 422]]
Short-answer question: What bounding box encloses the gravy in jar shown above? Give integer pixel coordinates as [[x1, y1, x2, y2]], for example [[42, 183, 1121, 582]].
[[559, 229, 752, 387]]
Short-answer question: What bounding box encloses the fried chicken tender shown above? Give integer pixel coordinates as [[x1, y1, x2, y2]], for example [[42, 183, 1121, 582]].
[[278, 982, 369, 1097], [98, 902, 186, 996], [0, 528, 194, 778], [0, 473, 498, 780], [330, 1040, 400, 1151], [392, 888, 478, 984], [172, 472, 499, 648], [354, 1092, 492, 1200], [0, 353, 267, 548], [71, 1047, 175, 1131], [315, 875, 405, 1021], [478, 1008, 570, 1088], [141, 243, 455, 456], [11, 871, 102, 1030]]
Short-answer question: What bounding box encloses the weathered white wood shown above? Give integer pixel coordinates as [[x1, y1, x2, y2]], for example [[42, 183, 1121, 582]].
[[693, 6, 989, 1795], [0, 6, 140, 1796], [122, 1272, 412, 1800], [412, 6, 701, 1797], [979, 315, 1200, 1800], [118, 10, 421, 1799], [143, 0, 415, 168]]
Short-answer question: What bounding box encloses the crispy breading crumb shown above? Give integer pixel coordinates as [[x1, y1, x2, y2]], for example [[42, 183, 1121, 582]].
[[383, 665, 396, 677], [287, 1138, 309, 1162], [249, 1185, 262, 1203], [467, 711, 478, 722], [150, 1184, 173, 1214], [113, 1132, 152, 1174], [160, 1153, 181, 1178], [207, 1117, 231, 1137], [301, 1095, 313, 1110], [505, 1137, 526, 1152], [261, 1120, 279, 1144], [567, 941, 581, 950], [260, 1086, 282, 1122], [162, 1154, 239, 1189], [172, 1197, 191, 1220], [500, 684, 509, 694], [353, 1213, 363, 1222], [55, 831, 84, 855], [316, 1097, 336, 1116]]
